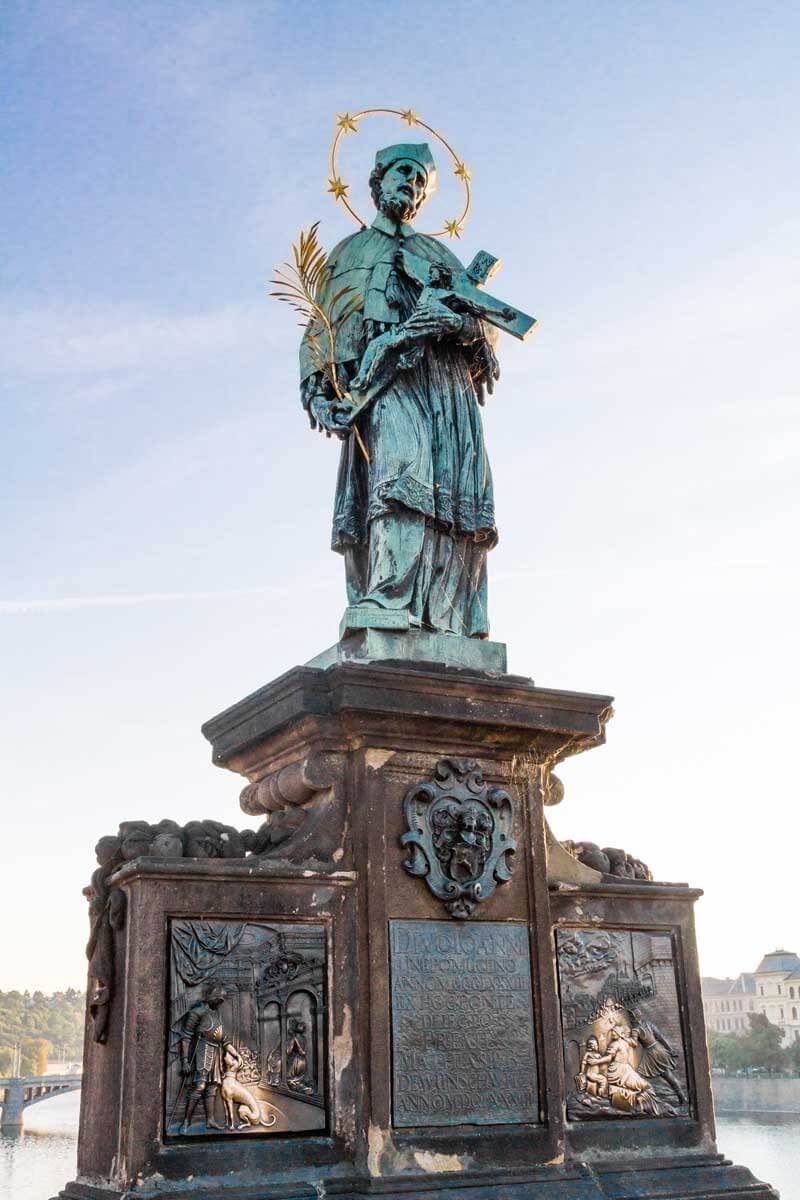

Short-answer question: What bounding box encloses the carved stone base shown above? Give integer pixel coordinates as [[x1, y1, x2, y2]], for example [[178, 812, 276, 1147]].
[[55, 659, 777, 1200], [54, 1155, 776, 1200]]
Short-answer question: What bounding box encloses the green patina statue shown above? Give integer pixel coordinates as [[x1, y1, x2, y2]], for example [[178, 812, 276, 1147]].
[[299, 142, 532, 640]]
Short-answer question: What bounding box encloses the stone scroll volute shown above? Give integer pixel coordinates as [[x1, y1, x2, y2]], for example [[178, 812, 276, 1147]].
[[239, 750, 346, 865], [400, 757, 516, 918]]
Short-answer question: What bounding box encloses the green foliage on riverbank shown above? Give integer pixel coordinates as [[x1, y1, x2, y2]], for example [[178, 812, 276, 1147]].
[[709, 1012, 800, 1074], [0, 990, 84, 1076]]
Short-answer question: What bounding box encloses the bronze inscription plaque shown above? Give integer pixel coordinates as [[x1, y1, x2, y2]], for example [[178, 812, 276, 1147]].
[[389, 919, 538, 1127]]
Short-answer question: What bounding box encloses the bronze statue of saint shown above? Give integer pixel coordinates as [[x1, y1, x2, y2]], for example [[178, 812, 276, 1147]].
[[300, 143, 501, 638]]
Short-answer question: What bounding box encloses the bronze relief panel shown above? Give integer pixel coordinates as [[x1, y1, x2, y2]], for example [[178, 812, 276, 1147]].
[[164, 919, 327, 1138], [556, 927, 690, 1120]]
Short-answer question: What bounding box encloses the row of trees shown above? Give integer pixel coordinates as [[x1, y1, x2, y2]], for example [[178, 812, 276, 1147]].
[[0, 989, 85, 1077], [708, 1012, 800, 1074]]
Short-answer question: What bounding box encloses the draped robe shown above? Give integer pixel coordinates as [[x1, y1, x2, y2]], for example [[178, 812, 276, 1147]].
[[300, 211, 499, 638]]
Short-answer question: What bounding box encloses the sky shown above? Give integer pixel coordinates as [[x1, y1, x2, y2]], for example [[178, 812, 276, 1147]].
[[1, 0, 798, 992]]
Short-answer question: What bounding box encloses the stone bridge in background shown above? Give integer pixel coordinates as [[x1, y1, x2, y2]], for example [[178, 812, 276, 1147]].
[[0, 1074, 82, 1133]]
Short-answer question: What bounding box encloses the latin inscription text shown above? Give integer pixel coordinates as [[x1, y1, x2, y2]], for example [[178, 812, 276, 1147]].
[[390, 921, 539, 1127]]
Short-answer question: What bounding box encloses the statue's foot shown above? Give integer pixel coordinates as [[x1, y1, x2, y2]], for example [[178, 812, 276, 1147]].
[[206, 1118, 226, 1130], [179, 1121, 190, 1134]]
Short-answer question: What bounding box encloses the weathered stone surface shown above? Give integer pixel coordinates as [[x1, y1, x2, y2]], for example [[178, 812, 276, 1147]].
[[201, 659, 615, 776], [550, 880, 718, 1167], [57, 661, 778, 1200], [62, 858, 357, 1199], [561, 840, 653, 881]]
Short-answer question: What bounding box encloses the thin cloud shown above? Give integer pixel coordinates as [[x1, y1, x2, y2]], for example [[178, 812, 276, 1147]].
[[579, 221, 800, 358], [0, 300, 273, 376], [0, 584, 295, 615]]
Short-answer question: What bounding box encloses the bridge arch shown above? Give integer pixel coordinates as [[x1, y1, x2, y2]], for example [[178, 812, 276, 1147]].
[[0, 1075, 82, 1132]]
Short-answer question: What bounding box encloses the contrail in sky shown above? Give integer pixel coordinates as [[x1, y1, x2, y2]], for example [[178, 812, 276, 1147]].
[[0, 585, 302, 615]]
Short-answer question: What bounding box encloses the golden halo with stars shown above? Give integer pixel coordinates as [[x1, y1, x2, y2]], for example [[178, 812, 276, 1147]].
[[328, 107, 472, 239]]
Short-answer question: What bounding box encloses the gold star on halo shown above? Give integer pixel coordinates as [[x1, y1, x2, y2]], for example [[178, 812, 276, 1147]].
[[444, 219, 463, 240], [336, 112, 359, 134], [454, 161, 471, 182], [400, 109, 419, 126], [328, 176, 349, 201]]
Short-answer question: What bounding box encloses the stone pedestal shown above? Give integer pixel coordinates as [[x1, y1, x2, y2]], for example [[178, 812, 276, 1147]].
[[56, 658, 777, 1199]]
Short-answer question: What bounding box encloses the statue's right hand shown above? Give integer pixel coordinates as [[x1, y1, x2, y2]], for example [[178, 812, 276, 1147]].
[[180, 1060, 192, 1077], [309, 394, 353, 438]]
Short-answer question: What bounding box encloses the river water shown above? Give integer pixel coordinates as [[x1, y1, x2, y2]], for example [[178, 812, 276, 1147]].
[[1, 1093, 796, 1199]]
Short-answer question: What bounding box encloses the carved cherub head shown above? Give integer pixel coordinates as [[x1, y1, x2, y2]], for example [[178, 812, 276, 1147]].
[[94, 835, 122, 867], [184, 820, 220, 858]]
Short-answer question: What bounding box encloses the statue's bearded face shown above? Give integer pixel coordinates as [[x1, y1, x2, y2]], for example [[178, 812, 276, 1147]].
[[377, 159, 428, 222]]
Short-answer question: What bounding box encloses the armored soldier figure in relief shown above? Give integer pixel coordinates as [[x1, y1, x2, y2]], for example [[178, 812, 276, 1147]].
[[179, 980, 228, 1133]]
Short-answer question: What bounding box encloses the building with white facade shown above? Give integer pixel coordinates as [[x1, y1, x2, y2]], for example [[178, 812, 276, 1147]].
[[702, 949, 800, 1046]]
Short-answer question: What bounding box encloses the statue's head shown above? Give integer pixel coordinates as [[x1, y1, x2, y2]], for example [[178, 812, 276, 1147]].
[[95, 835, 122, 867], [586, 1035, 599, 1051], [428, 262, 454, 289], [201, 979, 226, 1009], [118, 821, 154, 862], [370, 143, 437, 223]]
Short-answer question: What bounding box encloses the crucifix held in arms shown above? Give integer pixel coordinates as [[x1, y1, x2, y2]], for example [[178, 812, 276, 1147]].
[[337, 246, 536, 426], [402, 247, 536, 340]]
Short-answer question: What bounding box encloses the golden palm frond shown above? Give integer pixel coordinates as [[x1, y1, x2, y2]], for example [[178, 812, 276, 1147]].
[[271, 222, 369, 462], [270, 222, 361, 402]]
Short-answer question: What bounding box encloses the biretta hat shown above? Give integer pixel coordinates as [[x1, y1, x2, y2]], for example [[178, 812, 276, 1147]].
[[374, 143, 437, 192]]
